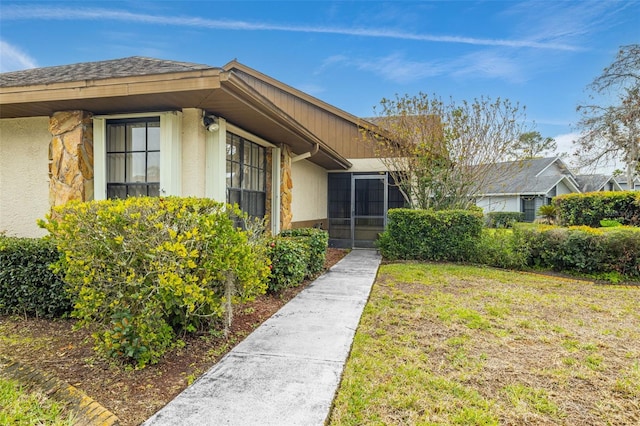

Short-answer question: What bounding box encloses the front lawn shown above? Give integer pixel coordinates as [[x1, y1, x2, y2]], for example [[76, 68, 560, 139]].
[[329, 263, 640, 425]]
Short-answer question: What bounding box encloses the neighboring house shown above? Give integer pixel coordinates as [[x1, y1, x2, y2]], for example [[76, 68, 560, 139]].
[[0, 57, 405, 247], [475, 157, 581, 222], [615, 176, 640, 190], [575, 174, 623, 192]]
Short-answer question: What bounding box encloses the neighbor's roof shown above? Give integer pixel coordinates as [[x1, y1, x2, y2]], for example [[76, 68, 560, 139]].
[[476, 156, 580, 195], [575, 174, 618, 192], [0, 57, 213, 88]]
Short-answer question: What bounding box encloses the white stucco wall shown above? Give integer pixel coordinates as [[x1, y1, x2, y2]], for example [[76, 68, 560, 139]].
[[291, 159, 328, 223], [476, 196, 520, 213], [0, 117, 51, 238]]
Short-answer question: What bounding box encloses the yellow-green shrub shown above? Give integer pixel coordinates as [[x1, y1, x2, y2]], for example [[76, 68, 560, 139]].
[[39, 197, 270, 367]]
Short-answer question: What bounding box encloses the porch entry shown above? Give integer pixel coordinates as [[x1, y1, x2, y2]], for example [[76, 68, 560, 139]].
[[328, 172, 405, 248]]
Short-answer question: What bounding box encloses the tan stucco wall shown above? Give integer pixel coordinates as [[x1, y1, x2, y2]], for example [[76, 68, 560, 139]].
[[181, 108, 207, 197], [291, 159, 327, 223], [0, 117, 51, 237]]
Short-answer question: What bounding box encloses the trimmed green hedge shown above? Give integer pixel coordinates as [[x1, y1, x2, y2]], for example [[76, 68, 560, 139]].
[[485, 211, 524, 228], [280, 228, 329, 277], [554, 191, 640, 227], [514, 223, 640, 281], [0, 236, 71, 318], [266, 228, 329, 292], [377, 208, 483, 261]]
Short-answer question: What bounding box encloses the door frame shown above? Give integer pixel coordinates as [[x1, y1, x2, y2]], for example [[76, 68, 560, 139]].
[[351, 174, 388, 248]]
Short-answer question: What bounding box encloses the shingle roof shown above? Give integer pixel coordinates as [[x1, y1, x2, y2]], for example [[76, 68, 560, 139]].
[[476, 157, 576, 195], [0, 56, 214, 88], [575, 174, 610, 192]]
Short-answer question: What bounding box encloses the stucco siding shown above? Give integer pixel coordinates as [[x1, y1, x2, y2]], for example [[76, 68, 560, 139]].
[[476, 196, 520, 213], [291, 159, 328, 223], [0, 117, 51, 237], [181, 108, 207, 197]]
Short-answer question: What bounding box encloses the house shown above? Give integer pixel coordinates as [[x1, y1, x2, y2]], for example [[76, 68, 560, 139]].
[[475, 157, 581, 222], [0, 57, 405, 247], [575, 174, 623, 192], [615, 176, 640, 191]]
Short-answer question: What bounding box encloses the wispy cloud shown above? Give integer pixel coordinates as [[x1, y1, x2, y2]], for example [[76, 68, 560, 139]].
[[1, 5, 581, 51], [0, 40, 37, 72], [323, 51, 525, 85]]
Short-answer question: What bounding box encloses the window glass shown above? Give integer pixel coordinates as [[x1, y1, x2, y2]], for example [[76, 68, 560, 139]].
[[106, 117, 160, 198], [226, 133, 266, 217]]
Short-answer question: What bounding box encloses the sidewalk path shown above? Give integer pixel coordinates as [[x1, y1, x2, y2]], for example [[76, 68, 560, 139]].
[[144, 249, 381, 426]]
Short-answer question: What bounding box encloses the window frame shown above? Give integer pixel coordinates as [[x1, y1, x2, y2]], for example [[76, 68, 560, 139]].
[[226, 132, 267, 218], [93, 111, 182, 200]]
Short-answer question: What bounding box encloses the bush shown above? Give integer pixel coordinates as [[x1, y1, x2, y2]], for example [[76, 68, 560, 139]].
[[39, 197, 270, 367], [485, 211, 524, 228], [265, 237, 308, 292], [473, 229, 528, 270], [513, 223, 640, 280], [0, 236, 72, 318], [378, 208, 483, 261], [279, 228, 328, 277], [554, 191, 640, 227]]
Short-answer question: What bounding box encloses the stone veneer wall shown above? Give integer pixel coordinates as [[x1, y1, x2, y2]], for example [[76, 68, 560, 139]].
[[280, 145, 293, 230], [48, 111, 94, 208]]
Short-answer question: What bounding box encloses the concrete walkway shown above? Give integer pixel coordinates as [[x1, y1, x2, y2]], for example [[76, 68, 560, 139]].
[[144, 249, 381, 426]]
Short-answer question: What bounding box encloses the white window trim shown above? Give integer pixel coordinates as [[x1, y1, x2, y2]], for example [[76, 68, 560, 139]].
[[93, 111, 182, 200]]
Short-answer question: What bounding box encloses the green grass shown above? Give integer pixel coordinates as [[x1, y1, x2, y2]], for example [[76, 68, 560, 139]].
[[0, 377, 75, 425], [329, 263, 640, 425]]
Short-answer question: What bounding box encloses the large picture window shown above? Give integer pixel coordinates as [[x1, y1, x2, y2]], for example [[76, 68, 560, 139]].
[[106, 118, 160, 198], [226, 133, 266, 218]]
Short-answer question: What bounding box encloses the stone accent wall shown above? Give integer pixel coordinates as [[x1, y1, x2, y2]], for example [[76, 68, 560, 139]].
[[48, 111, 94, 208], [280, 145, 293, 230]]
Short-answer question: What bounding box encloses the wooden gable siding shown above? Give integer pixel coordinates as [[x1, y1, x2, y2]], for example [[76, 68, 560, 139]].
[[234, 70, 373, 159]]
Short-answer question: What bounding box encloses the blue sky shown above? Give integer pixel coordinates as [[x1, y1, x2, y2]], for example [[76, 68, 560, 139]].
[[1, 1, 638, 169]]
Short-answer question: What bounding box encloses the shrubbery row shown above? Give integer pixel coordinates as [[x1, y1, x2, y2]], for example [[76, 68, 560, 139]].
[[3, 196, 329, 367], [554, 191, 640, 227], [379, 207, 640, 282]]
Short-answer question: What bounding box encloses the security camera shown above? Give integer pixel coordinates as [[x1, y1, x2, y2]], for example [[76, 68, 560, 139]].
[[203, 115, 219, 132]]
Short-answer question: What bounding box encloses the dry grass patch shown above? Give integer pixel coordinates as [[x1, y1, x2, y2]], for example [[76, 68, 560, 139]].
[[329, 263, 640, 425]]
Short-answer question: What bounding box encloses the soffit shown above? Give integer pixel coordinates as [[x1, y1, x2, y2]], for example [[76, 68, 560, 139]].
[[0, 69, 350, 170]]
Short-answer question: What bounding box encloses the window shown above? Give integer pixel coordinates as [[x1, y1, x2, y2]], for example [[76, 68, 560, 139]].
[[226, 133, 266, 218], [106, 118, 160, 198]]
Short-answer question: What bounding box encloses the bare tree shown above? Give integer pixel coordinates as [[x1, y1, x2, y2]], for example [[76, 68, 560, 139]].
[[363, 93, 530, 210], [576, 44, 640, 186]]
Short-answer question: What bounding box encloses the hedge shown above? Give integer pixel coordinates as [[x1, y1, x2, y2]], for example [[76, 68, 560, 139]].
[[554, 191, 640, 227], [513, 223, 640, 281], [266, 228, 329, 292], [377, 208, 483, 261], [279, 228, 329, 277], [0, 236, 71, 318]]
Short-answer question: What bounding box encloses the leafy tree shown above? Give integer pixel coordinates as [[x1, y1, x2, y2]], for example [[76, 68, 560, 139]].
[[576, 44, 640, 187], [514, 131, 557, 159], [363, 93, 530, 210]]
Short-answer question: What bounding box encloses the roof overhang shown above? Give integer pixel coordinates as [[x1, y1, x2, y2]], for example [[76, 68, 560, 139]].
[[0, 68, 351, 170]]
